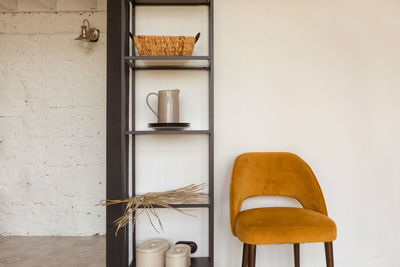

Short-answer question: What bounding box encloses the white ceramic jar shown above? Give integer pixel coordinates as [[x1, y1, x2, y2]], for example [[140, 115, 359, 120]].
[[136, 238, 170, 267], [166, 244, 191, 267]]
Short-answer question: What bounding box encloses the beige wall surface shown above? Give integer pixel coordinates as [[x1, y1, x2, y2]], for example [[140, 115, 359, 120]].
[[214, 0, 400, 266], [1, 0, 400, 266]]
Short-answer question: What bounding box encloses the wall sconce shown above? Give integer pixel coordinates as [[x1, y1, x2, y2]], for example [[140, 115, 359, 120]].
[[75, 19, 100, 43]]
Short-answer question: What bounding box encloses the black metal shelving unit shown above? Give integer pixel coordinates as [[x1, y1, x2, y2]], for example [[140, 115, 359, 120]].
[[107, 0, 214, 267]]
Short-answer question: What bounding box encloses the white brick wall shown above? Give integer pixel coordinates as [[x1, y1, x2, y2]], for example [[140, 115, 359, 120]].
[[0, 11, 106, 236]]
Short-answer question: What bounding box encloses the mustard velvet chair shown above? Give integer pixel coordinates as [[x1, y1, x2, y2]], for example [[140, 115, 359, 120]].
[[230, 152, 337, 267]]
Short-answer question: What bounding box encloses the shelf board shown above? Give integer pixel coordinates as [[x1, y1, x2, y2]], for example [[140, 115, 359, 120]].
[[130, 0, 210, 6], [125, 56, 210, 61], [126, 130, 211, 135], [139, 203, 210, 208], [136, 194, 210, 209], [191, 257, 212, 267], [130, 257, 211, 267], [125, 56, 210, 70], [133, 65, 210, 70]]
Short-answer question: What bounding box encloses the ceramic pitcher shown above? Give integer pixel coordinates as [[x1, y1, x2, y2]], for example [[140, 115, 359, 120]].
[[146, 89, 180, 123]]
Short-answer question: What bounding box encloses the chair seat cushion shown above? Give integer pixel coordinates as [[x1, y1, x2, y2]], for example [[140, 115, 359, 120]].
[[235, 207, 337, 245]]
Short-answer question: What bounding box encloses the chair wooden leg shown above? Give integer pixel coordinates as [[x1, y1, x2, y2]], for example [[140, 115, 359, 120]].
[[242, 243, 249, 267], [324, 242, 334, 267], [294, 243, 300, 267], [248, 245, 257, 267]]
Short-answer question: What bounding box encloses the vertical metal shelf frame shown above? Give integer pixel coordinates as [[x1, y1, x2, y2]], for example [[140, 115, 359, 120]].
[[107, 0, 214, 266], [106, 1, 129, 267]]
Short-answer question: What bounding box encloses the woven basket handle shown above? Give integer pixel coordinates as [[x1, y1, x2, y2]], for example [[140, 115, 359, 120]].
[[195, 32, 201, 43]]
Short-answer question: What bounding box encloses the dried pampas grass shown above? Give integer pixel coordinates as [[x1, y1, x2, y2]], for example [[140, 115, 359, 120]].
[[98, 183, 208, 236]]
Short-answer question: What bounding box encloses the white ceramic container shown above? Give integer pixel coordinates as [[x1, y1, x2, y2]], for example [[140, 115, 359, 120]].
[[136, 238, 170, 267], [166, 244, 191, 267]]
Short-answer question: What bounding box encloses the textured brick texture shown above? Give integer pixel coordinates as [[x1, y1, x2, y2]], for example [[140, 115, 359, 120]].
[[0, 11, 106, 236]]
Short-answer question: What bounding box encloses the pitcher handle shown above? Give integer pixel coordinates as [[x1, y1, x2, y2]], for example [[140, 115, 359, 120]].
[[146, 92, 159, 118]]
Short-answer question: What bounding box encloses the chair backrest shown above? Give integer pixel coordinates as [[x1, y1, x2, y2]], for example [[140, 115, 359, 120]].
[[230, 152, 327, 236]]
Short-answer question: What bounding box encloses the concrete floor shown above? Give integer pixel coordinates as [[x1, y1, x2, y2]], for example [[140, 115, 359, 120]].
[[0, 236, 105, 266]]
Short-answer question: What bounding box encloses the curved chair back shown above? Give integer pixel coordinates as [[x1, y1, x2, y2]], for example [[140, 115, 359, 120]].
[[230, 152, 327, 236]]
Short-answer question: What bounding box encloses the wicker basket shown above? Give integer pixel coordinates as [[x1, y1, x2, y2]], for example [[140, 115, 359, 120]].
[[134, 33, 200, 57]]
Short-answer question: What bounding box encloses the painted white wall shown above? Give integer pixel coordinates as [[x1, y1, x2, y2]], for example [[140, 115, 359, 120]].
[[214, 0, 400, 266], [1, 0, 400, 266]]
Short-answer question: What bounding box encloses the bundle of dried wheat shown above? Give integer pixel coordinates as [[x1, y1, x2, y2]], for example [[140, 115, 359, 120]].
[[98, 183, 208, 236]]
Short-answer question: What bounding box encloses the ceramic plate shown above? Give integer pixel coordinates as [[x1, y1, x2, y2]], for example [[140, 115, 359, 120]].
[[148, 123, 190, 131]]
